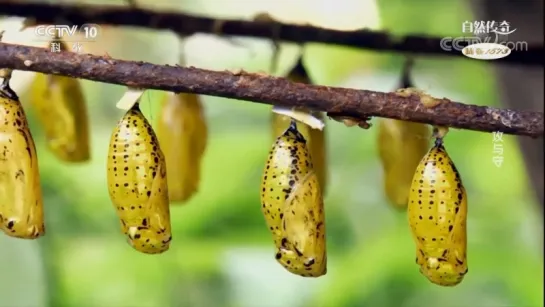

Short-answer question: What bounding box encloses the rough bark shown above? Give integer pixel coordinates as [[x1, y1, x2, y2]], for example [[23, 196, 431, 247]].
[[0, 42, 542, 137]]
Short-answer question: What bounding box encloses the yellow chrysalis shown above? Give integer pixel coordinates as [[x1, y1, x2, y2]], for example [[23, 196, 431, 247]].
[[271, 110, 327, 194], [270, 57, 327, 194], [261, 120, 327, 277], [277, 170, 327, 277], [29, 40, 90, 162], [377, 119, 430, 208], [407, 138, 468, 286], [107, 102, 171, 254], [0, 81, 45, 239], [156, 92, 207, 203], [378, 56, 431, 209], [262, 120, 312, 244]]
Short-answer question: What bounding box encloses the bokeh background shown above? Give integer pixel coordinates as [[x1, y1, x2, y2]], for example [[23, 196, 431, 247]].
[[0, 0, 543, 306]]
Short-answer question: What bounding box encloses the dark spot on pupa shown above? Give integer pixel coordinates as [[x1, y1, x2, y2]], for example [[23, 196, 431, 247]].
[[304, 258, 315, 267]]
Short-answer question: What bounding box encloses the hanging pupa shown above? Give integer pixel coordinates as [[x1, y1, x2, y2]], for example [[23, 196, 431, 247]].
[[277, 169, 327, 277], [0, 72, 45, 239], [407, 134, 468, 287], [107, 102, 172, 254], [156, 91, 208, 203], [377, 57, 430, 209], [29, 39, 90, 162], [270, 56, 328, 194], [261, 119, 327, 277]]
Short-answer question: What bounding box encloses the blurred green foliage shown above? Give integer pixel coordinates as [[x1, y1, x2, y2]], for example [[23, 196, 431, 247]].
[[0, 0, 542, 307]]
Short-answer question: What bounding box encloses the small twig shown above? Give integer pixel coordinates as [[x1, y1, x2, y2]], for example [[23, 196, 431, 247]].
[[0, 42, 542, 137], [125, 0, 138, 7], [252, 13, 281, 74], [0, 1, 542, 66], [399, 56, 415, 89]]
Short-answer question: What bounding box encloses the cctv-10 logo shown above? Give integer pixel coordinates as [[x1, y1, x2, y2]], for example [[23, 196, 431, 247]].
[[35, 24, 101, 41]]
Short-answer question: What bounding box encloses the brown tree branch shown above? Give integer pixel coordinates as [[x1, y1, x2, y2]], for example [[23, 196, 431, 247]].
[[0, 42, 542, 137], [0, 1, 542, 66]]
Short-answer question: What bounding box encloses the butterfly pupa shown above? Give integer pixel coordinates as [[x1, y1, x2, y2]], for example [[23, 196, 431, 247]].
[[29, 39, 90, 162], [270, 57, 328, 193], [377, 119, 430, 209], [378, 57, 430, 209], [0, 80, 45, 239], [276, 170, 327, 277], [407, 137, 468, 286], [261, 119, 313, 246], [271, 110, 327, 193], [261, 120, 327, 277], [107, 102, 172, 254], [156, 92, 207, 203]]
